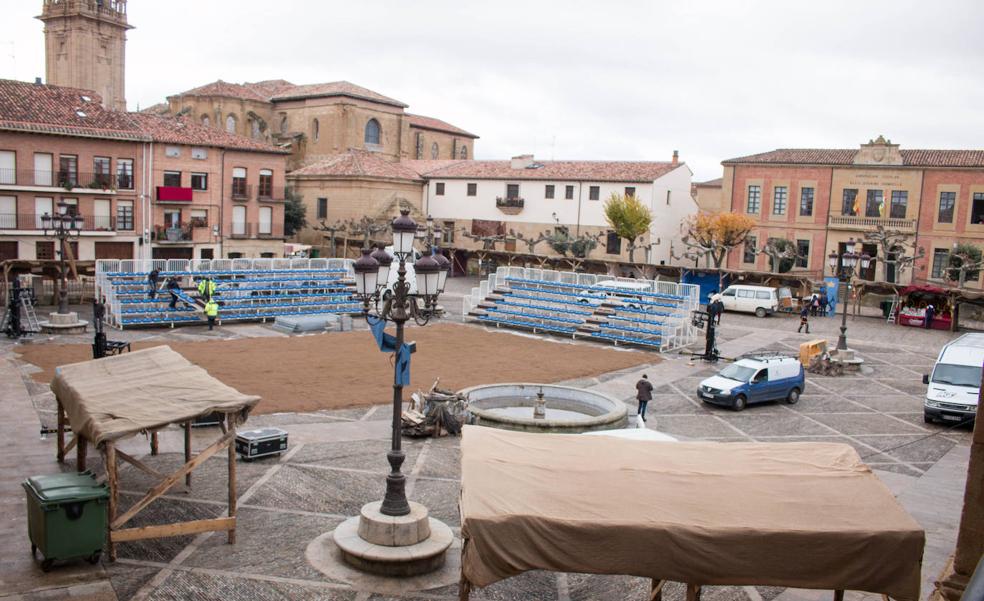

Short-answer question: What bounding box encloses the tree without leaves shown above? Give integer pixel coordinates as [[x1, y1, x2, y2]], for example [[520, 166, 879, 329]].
[[460, 228, 508, 251], [509, 229, 552, 254], [604, 192, 652, 262], [674, 213, 757, 287], [758, 238, 801, 274], [862, 225, 925, 283], [945, 243, 984, 288]]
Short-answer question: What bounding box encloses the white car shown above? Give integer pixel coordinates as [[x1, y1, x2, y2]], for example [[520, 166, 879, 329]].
[[719, 285, 779, 318], [923, 333, 984, 425]]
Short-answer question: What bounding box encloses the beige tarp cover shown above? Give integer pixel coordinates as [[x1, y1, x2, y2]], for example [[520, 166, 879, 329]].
[[459, 426, 924, 601], [51, 346, 260, 445]]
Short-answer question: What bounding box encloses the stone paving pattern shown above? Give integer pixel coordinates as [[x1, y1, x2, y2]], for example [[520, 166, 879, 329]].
[[0, 292, 974, 600]]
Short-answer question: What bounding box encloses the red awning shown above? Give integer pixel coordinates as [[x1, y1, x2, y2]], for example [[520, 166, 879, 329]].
[[156, 186, 193, 202]]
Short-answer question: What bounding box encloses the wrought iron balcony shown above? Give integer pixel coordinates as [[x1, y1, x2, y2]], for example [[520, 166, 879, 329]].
[[0, 168, 120, 190], [231, 182, 252, 201], [496, 196, 525, 209], [0, 212, 122, 231]]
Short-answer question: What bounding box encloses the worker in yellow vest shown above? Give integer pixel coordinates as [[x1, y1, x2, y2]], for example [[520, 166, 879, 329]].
[[197, 277, 216, 301], [205, 299, 219, 331]]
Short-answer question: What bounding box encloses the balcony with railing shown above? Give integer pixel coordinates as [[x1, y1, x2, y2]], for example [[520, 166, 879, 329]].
[[151, 225, 193, 243], [257, 183, 284, 202], [0, 168, 126, 191], [0, 213, 124, 232], [496, 196, 525, 215], [828, 214, 916, 232], [155, 186, 193, 202], [231, 181, 252, 201], [229, 223, 282, 239]]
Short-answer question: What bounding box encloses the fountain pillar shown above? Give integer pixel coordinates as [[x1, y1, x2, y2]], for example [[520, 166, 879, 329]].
[[533, 388, 547, 419]]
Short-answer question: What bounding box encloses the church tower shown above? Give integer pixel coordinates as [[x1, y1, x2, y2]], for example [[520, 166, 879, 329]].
[[37, 0, 133, 111]]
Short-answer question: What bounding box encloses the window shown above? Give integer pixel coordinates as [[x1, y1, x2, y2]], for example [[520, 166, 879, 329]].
[[93, 156, 111, 187], [436, 182, 445, 196], [743, 235, 757, 263], [737, 289, 754, 298], [364, 119, 381, 145], [232, 167, 247, 198], [414, 132, 424, 159], [116, 158, 133, 189], [258, 169, 273, 198], [232, 206, 246, 235], [606, 232, 621, 254], [624, 186, 636, 197], [317, 197, 327, 219], [93, 198, 110, 229], [191, 147, 207, 160], [225, 115, 236, 134], [312, 118, 319, 142], [972, 193, 984, 225], [755, 290, 771, 300], [0, 196, 15, 228], [799, 187, 814, 216], [431, 142, 439, 159], [890, 190, 908, 219], [931, 248, 949, 279], [0, 150, 13, 185], [442, 221, 455, 244], [280, 115, 288, 134], [228, 252, 244, 259], [565, 185, 574, 200], [191, 172, 208, 191], [59, 155, 78, 187], [201, 115, 210, 127], [746, 185, 761, 213], [259, 206, 272, 235], [251, 119, 261, 139], [467, 183, 477, 196], [60, 198, 78, 216], [164, 146, 180, 158], [865, 189, 884, 217], [189, 209, 207, 227], [772, 186, 787, 215], [260, 252, 275, 259], [666, 190, 671, 205], [545, 185, 555, 199], [506, 184, 520, 199], [163, 171, 181, 187], [938, 191, 956, 223], [36, 241, 55, 260], [116, 200, 133, 230], [34, 153, 53, 186], [589, 186, 600, 201], [841, 189, 858, 216], [163, 209, 180, 228], [795, 239, 809, 268], [459, 146, 468, 159]]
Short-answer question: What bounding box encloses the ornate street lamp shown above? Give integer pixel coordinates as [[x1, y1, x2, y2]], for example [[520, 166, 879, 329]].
[[828, 238, 873, 351], [41, 203, 83, 315]]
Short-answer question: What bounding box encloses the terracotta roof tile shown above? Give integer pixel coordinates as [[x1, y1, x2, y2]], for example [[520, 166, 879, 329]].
[[271, 81, 408, 107], [172, 80, 272, 102], [129, 113, 289, 154], [413, 159, 681, 182], [723, 147, 984, 168], [288, 150, 423, 181], [695, 177, 723, 187], [405, 113, 478, 138]]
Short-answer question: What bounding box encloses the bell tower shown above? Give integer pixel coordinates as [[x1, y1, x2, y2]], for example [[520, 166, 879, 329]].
[[37, 0, 134, 111]]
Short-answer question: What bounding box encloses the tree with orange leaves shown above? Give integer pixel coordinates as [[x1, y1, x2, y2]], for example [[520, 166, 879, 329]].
[[674, 212, 757, 287]]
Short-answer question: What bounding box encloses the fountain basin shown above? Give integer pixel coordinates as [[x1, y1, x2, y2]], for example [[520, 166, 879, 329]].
[[461, 383, 627, 434]]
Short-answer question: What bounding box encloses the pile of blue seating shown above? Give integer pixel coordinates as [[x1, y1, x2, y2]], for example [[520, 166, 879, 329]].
[[471, 276, 688, 350], [105, 268, 360, 327]]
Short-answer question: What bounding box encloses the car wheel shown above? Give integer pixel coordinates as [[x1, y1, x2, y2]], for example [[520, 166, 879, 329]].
[[733, 394, 747, 412], [923, 413, 933, 424], [755, 307, 767, 318], [786, 388, 800, 404]]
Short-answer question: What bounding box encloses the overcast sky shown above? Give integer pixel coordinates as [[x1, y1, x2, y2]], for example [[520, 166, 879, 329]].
[[3, 1, 983, 180]]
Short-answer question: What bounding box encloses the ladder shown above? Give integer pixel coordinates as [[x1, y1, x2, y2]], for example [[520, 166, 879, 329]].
[[1, 289, 41, 336], [22, 295, 40, 332], [887, 295, 900, 324]]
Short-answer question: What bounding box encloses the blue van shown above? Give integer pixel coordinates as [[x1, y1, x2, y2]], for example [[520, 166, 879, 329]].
[[697, 355, 805, 411]]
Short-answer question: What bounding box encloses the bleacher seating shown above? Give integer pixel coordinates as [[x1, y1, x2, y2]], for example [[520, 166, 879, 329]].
[[96, 259, 359, 329]]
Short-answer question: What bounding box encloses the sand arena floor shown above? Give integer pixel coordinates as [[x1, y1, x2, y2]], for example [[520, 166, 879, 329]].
[[15, 323, 654, 414]]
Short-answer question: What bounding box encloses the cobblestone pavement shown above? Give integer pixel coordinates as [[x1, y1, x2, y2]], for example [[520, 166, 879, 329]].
[[0, 301, 974, 600]]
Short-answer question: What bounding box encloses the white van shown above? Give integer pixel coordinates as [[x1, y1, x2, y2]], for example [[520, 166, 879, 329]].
[[923, 333, 984, 425], [719, 285, 779, 318], [578, 280, 652, 309]]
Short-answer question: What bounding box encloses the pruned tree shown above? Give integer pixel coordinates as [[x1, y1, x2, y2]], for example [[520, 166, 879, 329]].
[[945, 243, 984, 288], [315, 220, 346, 257], [674, 212, 757, 287], [604, 192, 653, 263], [509, 229, 551, 255], [862, 225, 925, 283], [460, 228, 507, 250], [758, 238, 801, 274]]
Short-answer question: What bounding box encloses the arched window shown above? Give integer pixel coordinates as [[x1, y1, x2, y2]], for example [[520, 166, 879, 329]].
[[312, 118, 319, 142], [430, 142, 439, 159], [280, 115, 288, 134], [459, 145, 468, 160], [225, 114, 236, 134], [364, 118, 381, 145], [201, 115, 210, 127], [251, 119, 261, 139]]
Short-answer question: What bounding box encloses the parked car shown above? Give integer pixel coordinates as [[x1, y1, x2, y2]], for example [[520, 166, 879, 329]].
[[719, 285, 779, 318], [923, 333, 984, 425], [698, 355, 805, 411], [578, 279, 652, 309]]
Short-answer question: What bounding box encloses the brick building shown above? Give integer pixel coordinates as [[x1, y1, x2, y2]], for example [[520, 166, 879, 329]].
[[0, 79, 289, 263], [721, 136, 984, 289]]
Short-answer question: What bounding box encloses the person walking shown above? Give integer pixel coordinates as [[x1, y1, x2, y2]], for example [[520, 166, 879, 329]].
[[204, 298, 219, 331], [809, 294, 820, 317], [197, 277, 216, 302], [924, 303, 935, 329], [165, 277, 181, 309], [819, 289, 828, 317], [797, 305, 810, 334], [635, 374, 653, 422], [147, 269, 160, 300], [710, 291, 724, 325]]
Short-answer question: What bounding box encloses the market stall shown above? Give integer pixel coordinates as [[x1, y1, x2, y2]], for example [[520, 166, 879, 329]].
[[896, 285, 953, 330], [459, 426, 924, 601], [50, 346, 260, 560]]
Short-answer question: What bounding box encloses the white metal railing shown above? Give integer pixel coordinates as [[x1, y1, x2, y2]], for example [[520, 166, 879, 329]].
[[828, 215, 916, 231]]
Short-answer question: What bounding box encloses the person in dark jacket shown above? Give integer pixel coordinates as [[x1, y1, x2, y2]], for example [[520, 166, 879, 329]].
[[925, 304, 935, 329], [166, 277, 181, 309], [148, 269, 160, 300], [797, 305, 810, 333], [819, 289, 829, 317], [635, 374, 654, 422]]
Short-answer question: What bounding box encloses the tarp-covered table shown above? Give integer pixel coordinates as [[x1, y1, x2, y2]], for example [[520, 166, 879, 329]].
[[51, 346, 260, 559], [459, 426, 924, 601]]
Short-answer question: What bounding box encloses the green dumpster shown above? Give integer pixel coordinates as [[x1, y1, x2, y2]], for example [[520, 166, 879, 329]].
[[23, 471, 108, 571]]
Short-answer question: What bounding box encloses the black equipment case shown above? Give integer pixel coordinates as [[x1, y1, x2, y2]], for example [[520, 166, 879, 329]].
[[235, 427, 288, 460]]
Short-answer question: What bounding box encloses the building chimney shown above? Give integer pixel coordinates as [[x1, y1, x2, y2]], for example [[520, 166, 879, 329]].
[[671, 150, 679, 166], [34, 77, 42, 85], [510, 154, 535, 170]]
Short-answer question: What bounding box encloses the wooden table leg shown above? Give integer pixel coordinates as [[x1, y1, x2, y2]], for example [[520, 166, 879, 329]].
[[184, 422, 192, 487], [686, 584, 702, 601], [833, 591, 844, 601], [77, 436, 87, 472], [150, 431, 159, 456], [650, 579, 666, 601], [458, 575, 471, 601], [56, 400, 66, 464], [227, 413, 237, 544], [105, 442, 118, 561]]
